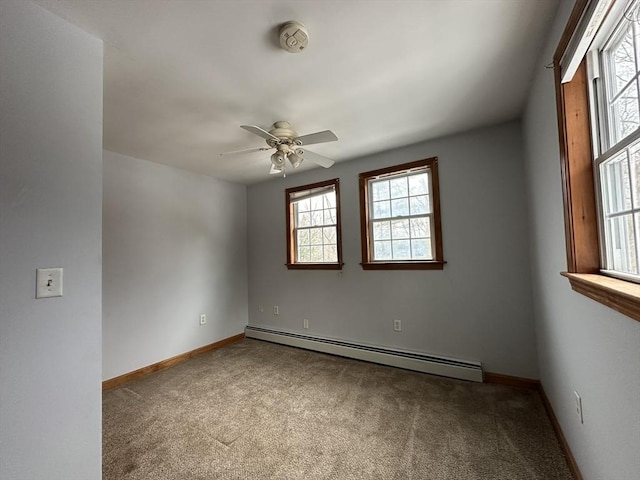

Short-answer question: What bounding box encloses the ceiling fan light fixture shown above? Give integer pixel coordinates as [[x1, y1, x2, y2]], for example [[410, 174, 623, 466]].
[[287, 151, 303, 168], [271, 151, 285, 167]]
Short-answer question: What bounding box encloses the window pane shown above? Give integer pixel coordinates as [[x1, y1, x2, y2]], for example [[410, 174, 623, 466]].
[[606, 214, 638, 274], [373, 200, 391, 219], [392, 240, 411, 259], [297, 229, 309, 246], [391, 198, 409, 217], [298, 212, 311, 227], [309, 245, 322, 262], [322, 226, 336, 243], [311, 211, 323, 226], [297, 198, 311, 212], [324, 191, 336, 208], [391, 219, 410, 239], [389, 177, 408, 198], [611, 83, 640, 143], [323, 245, 337, 262], [324, 208, 337, 225], [601, 151, 632, 214], [298, 246, 310, 262], [310, 195, 323, 211], [374, 240, 392, 260], [309, 227, 322, 245], [410, 217, 430, 238], [610, 25, 636, 96], [372, 180, 390, 201], [409, 173, 428, 195], [373, 221, 391, 240], [411, 238, 431, 259], [409, 195, 429, 215]]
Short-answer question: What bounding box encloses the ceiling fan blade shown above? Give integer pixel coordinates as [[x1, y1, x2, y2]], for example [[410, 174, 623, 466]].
[[303, 149, 335, 168], [241, 125, 280, 142], [219, 146, 270, 156], [295, 130, 338, 146]]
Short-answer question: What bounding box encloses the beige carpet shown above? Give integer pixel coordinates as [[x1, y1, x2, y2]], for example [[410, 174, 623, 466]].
[[103, 339, 573, 479]]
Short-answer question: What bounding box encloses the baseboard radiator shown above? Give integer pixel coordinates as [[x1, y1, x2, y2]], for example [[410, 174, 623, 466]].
[[245, 325, 483, 382]]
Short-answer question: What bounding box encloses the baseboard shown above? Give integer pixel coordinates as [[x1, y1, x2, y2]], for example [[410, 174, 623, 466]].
[[483, 372, 540, 390], [538, 385, 584, 480], [472, 372, 583, 480], [245, 325, 483, 382], [102, 333, 245, 391]]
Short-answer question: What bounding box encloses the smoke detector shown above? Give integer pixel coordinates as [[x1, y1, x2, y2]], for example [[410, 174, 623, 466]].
[[279, 21, 308, 53]]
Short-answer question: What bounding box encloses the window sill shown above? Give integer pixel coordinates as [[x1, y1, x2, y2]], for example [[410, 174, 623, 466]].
[[561, 272, 640, 323], [286, 263, 343, 270], [361, 261, 446, 270]]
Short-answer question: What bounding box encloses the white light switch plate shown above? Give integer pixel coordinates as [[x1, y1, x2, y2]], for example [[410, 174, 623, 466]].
[[36, 268, 63, 298]]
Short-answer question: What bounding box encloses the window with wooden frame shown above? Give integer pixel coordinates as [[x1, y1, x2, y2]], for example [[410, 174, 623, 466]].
[[555, 0, 640, 321], [358, 158, 445, 270], [285, 178, 343, 270]]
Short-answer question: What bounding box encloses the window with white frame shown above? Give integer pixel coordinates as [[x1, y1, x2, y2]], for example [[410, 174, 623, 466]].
[[358, 158, 444, 270], [589, 0, 640, 281], [285, 178, 342, 269]]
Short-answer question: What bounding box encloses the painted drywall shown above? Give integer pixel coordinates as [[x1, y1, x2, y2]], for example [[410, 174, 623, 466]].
[[102, 151, 248, 380], [0, 1, 103, 479], [247, 121, 538, 378], [522, 1, 640, 479]]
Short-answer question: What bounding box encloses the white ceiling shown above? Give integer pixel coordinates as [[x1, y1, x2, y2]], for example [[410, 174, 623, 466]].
[[34, 0, 558, 184]]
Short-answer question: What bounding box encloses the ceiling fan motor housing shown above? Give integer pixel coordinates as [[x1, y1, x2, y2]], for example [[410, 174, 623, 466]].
[[266, 121, 298, 147], [279, 22, 308, 53]]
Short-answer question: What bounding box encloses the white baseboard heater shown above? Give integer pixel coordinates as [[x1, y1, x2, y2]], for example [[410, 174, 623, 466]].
[[245, 325, 483, 382]]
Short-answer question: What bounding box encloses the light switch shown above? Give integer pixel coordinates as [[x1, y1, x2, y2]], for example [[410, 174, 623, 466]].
[[36, 268, 63, 298]]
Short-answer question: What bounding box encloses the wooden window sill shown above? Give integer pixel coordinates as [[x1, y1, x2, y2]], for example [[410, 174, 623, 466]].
[[286, 263, 343, 270], [561, 272, 640, 322], [361, 261, 446, 270]]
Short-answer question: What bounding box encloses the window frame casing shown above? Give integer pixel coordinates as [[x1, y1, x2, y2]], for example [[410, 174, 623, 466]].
[[358, 158, 445, 270], [285, 178, 343, 270], [554, 0, 640, 322]]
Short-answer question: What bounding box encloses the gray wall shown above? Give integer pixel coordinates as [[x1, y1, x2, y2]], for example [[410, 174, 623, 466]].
[[523, 1, 640, 479], [248, 121, 538, 378], [0, 1, 103, 479], [103, 151, 248, 380]]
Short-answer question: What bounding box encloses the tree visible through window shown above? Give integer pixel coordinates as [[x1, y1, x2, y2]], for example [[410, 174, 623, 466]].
[[285, 178, 343, 270], [359, 158, 445, 270], [590, 0, 640, 281]]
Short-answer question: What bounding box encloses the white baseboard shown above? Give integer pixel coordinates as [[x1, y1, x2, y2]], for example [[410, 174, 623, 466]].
[[245, 325, 483, 382]]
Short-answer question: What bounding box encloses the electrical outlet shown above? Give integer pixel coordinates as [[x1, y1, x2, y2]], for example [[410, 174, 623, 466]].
[[574, 391, 583, 423], [273, 306, 279, 315], [393, 319, 402, 332], [200, 314, 206, 325], [303, 319, 309, 329], [258, 305, 264, 313]]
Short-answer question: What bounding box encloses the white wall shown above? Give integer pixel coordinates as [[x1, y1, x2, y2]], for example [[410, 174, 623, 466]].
[[103, 151, 248, 380], [0, 1, 103, 479], [523, 1, 640, 479], [247, 121, 538, 378]]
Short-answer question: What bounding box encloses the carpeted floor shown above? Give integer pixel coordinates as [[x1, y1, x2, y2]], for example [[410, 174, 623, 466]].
[[103, 339, 573, 479]]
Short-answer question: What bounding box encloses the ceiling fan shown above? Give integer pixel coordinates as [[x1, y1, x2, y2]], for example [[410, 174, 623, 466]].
[[220, 121, 338, 176]]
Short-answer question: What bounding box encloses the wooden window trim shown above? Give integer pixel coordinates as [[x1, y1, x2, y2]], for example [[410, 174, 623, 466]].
[[555, 0, 640, 322], [358, 158, 445, 270], [285, 178, 343, 270]]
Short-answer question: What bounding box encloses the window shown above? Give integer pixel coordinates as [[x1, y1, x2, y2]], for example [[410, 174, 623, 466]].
[[285, 178, 343, 270], [358, 158, 445, 270], [588, 1, 640, 281], [554, 0, 640, 321]]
